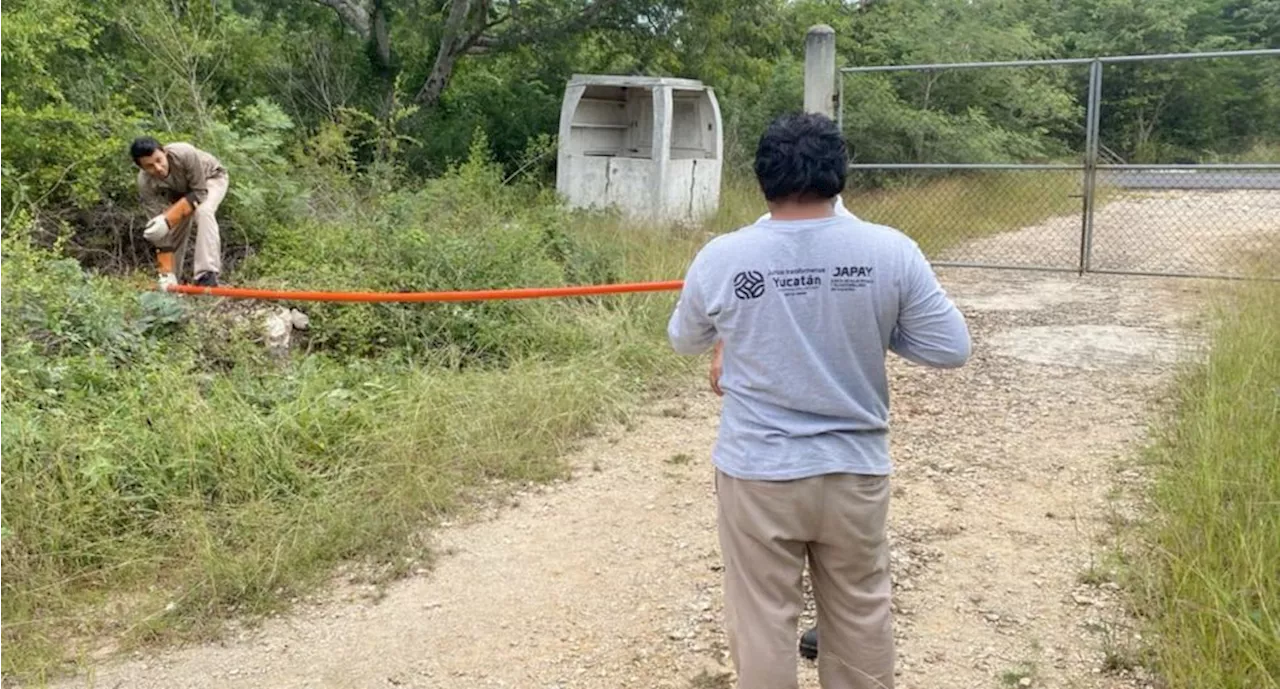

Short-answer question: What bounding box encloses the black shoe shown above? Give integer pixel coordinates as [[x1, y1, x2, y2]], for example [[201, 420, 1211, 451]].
[[799, 626, 818, 660], [194, 272, 219, 287]]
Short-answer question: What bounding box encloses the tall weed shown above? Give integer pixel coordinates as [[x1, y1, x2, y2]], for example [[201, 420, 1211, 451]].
[[1133, 274, 1280, 689]]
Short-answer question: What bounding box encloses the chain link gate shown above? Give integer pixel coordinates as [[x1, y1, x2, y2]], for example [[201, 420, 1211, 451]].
[[833, 49, 1280, 279]]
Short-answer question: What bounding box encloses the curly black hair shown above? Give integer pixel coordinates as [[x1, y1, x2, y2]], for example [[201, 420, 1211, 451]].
[[753, 112, 847, 202]]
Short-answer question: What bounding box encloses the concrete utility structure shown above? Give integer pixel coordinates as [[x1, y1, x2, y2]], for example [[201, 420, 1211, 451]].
[[556, 75, 723, 224]]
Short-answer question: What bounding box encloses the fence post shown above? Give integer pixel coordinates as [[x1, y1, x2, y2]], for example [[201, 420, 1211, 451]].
[[1080, 59, 1103, 274], [804, 25, 837, 118]]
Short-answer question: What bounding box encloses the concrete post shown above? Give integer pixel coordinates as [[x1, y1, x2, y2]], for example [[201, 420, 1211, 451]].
[[651, 85, 674, 219], [804, 25, 837, 118]]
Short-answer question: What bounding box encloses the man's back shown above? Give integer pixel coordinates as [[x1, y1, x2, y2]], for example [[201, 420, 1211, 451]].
[[668, 112, 969, 689], [668, 214, 969, 480]]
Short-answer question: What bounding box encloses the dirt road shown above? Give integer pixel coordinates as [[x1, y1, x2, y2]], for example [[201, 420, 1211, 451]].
[[52, 192, 1269, 689]]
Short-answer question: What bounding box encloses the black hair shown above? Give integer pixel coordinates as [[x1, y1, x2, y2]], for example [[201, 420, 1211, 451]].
[[753, 112, 847, 202], [130, 137, 163, 163]]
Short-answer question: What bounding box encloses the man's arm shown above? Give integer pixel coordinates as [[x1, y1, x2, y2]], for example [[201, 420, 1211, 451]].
[[667, 256, 718, 355], [708, 340, 724, 396], [889, 243, 971, 368]]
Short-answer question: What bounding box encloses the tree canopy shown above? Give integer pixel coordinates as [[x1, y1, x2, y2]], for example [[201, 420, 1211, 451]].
[[2, 0, 1276, 254]]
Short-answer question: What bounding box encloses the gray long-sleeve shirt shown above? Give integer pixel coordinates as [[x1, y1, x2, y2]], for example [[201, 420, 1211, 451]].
[[137, 142, 227, 215], [668, 213, 971, 480]]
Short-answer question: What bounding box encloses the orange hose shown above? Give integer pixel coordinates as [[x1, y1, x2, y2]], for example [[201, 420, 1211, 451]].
[[164, 280, 685, 302]]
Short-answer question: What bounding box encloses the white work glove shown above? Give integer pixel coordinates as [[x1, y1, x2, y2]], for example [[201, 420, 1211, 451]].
[[143, 215, 169, 243], [158, 272, 178, 291]]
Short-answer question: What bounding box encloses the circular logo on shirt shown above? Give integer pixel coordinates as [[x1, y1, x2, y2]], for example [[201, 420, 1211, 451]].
[[733, 270, 765, 300]]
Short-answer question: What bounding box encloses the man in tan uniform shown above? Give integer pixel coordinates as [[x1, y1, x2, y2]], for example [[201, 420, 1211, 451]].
[[131, 137, 228, 288]]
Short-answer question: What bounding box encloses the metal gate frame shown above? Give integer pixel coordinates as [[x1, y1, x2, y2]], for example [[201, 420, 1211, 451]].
[[836, 49, 1280, 278]]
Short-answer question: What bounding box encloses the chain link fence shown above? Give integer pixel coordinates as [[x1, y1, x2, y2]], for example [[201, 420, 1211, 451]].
[[837, 50, 1280, 279], [843, 167, 1087, 272], [1088, 168, 1280, 277]]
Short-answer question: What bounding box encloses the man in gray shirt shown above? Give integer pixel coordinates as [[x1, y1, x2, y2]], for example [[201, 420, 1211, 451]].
[[668, 113, 970, 689]]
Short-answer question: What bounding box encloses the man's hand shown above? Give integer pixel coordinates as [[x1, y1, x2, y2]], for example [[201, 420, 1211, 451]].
[[709, 340, 724, 397], [143, 215, 169, 243]]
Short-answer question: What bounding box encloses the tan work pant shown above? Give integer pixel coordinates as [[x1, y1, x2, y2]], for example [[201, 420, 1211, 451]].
[[716, 470, 894, 689], [151, 175, 227, 278]]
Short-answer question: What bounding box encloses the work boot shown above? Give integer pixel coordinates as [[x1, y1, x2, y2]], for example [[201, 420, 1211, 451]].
[[194, 271, 219, 287], [799, 626, 818, 660]]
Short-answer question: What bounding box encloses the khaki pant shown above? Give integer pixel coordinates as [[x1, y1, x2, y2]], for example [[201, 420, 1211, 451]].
[[151, 175, 227, 278], [716, 470, 894, 689]]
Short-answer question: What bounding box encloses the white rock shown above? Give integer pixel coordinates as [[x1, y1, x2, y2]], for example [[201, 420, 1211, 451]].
[[264, 308, 292, 353]]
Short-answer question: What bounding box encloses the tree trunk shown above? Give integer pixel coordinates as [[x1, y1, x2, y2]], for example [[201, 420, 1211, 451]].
[[309, 0, 397, 118], [372, 0, 392, 69], [415, 0, 475, 107], [371, 0, 398, 121], [311, 0, 371, 39], [916, 72, 939, 161]]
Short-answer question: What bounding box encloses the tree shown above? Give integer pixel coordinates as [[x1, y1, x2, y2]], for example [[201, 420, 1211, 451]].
[[307, 0, 656, 117]]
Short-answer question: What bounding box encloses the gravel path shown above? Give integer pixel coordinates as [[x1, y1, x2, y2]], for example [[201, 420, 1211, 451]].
[[46, 194, 1255, 689], [945, 188, 1280, 275]]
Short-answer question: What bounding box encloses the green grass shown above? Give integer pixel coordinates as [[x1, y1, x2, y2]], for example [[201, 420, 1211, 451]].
[[1133, 275, 1280, 689], [1, 170, 1083, 682], [850, 171, 1084, 256], [0, 216, 705, 682], [1205, 141, 1280, 165], [998, 660, 1038, 687], [1078, 562, 1116, 587], [1, 335, 691, 678]]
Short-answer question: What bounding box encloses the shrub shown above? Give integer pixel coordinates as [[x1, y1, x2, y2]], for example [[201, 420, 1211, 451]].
[[237, 133, 623, 363]]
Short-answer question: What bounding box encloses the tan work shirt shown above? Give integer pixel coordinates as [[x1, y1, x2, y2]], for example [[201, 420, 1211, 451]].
[[137, 142, 227, 215]]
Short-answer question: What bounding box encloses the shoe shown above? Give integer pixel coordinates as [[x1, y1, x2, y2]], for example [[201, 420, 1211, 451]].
[[799, 626, 818, 660], [194, 272, 219, 287], [158, 272, 178, 291]]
